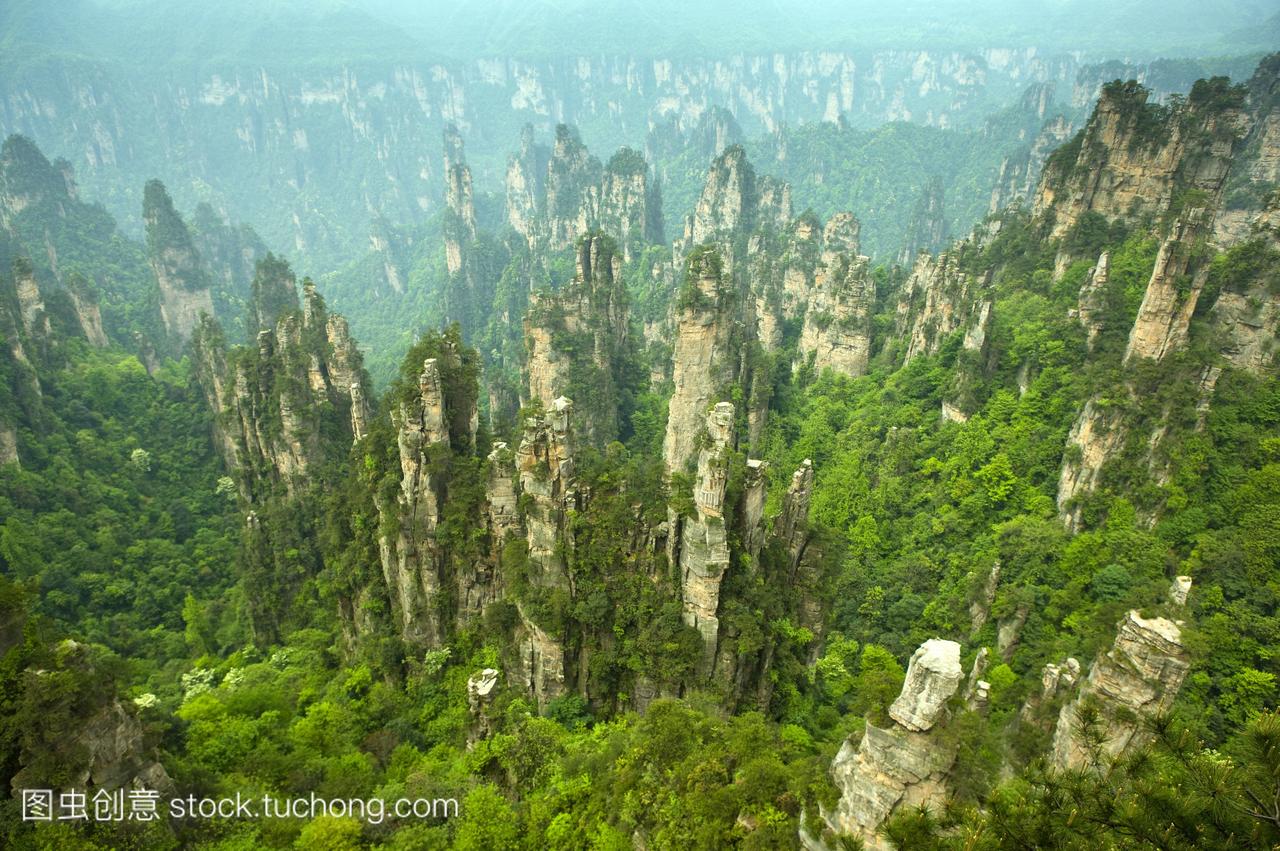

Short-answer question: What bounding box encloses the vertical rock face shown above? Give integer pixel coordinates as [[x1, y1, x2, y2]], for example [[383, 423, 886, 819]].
[[249, 253, 300, 332], [0, 135, 72, 228], [1124, 209, 1214, 363], [189, 201, 268, 320], [504, 125, 659, 258], [1075, 251, 1110, 348], [815, 639, 965, 851], [517, 397, 577, 590], [601, 147, 662, 261], [523, 233, 629, 445], [192, 273, 366, 498], [383, 357, 451, 646], [799, 252, 875, 378], [11, 256, 49, 338], [443, 128, 478, 278], [680, 402, 735, 674], [889, 639, 965, 732], [777, 459, 815, 573], [143, 179, 215, 342], [969, 562, 1001, 634], [896, 250, 991, 364], [510, 398, 576, 709], [65, 273, 108, 347], [663, 247, 738, 475], [506, 124, 548, 248], [367, 215, 409, 295], [1209, 202, 1280, 374], [1215, 55, 1280, 245], [1052, 611, 1191, 770], [486, 442, 520, 550], [1055, 396, 1128, 532], [688, 146, 756, 246], [10, 641, 173, 797], [989, 113, 1076, 213], [1034, 79, 1249, 245], [545, 125, 604, 251], [741, 458, 769, 559]]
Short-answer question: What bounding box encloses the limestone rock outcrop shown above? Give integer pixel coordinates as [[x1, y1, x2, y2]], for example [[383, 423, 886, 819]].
[[523, 233, 629, 445], [889, 639, 965, 732], [1124, 209, 1214, 363], [143, 179, 215, 342], [1034, 78, 1249, 246], [679, 402, 735, 673], [799, 246, 875, 378], [517, 397, 578, 590], [896, 250, 992, 365], [382, 357, 452, 646], [505, 124, 660, 262], [1051, 611, 1191, 770], [191, 271, 369, 501], [10, 640, 173, 796], [663, 247, 739, 475], [812, 639, 965, 851]]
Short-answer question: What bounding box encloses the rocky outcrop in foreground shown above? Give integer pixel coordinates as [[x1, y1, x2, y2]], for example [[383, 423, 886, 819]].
[[805, 639, 964, 851], [1051, 610, 1191, 770]]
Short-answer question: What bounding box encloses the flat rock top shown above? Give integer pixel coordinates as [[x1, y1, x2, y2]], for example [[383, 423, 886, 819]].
[[915, 638, 962, 674], [1127, 610, 1181, 644]]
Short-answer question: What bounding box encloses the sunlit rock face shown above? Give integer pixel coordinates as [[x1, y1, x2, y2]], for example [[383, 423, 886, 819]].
[[808, 638, 965, 851], [1051, 610, 1191, 771]]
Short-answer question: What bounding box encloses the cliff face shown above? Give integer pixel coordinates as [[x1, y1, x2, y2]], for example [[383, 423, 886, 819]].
[[686, 145, 759, 248], [680, 403, 735, 674], [10, 640, 173, 797], [523, 233, 630, 445], [989, 114, 1077, 213], [443, 126, 478, 278], [383, 357, 454, 646], [143, 180, 216, 343], [192, 273, 367, 500], [1034, 79, 1249, 247], [1051, 610, 1191, 770], [505, 125, 659, 261], [506, 125, 547, 247], [799, 250, 875, 379], [896, 248, 992, 365], [1124, 209, 1215, 363], [544, 125, 604, 251], [809, 639, 965, 851], [1047, 66, 1280, 530], [663, 247, 738, 475], [510, 398, 577, 707], [0, 134, 73, 229]]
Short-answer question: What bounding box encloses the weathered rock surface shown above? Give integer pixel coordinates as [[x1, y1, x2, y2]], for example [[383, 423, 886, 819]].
[[523, 233, 629, 445], [813, 638, 965, 850], [1034, 79, 1249, 245], [680, 402, 735, 673], [382, 357, 452, 645], [1051, 611, 1191, 770], [663, 247, 738, 475], [799, 247, 875, 378], [517, 397, 577, 590], [10, 640, 173, 796], [889, 639, 964, 732], [143, 179, 215, 342], [1124, 209, 1214, 363], [897, 250, 991, 364], [1057, 398, 1129, 533]]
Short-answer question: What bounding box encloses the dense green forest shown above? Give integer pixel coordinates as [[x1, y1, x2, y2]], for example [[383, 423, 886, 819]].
[[1, 8, 1280, 849]]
